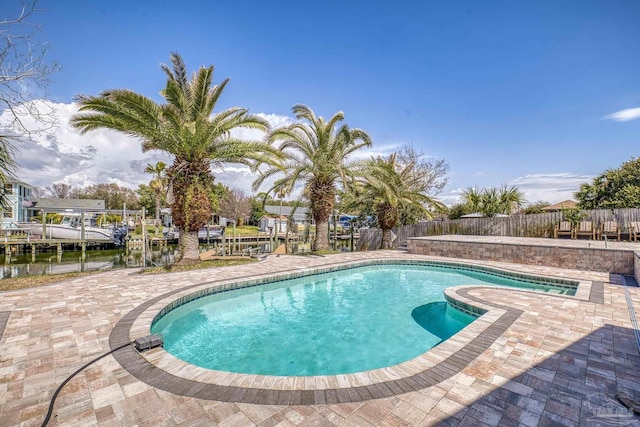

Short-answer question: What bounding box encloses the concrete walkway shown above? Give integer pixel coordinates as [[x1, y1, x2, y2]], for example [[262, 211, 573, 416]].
[[1, 251, 639, 426]]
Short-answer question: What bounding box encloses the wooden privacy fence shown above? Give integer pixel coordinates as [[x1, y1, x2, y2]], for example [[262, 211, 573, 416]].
[[358, 208, 640, 250]]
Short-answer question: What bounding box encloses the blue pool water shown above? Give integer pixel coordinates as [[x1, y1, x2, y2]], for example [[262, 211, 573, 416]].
[[152, 264, 575, 376]]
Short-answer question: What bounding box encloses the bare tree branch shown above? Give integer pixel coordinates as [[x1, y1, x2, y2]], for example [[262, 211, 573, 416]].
[[45, 182, 72, 198], [0, 1, 59, 208], [220, 188, 251, 225], [396, 144, 449, 196], [0, 0, 61, 138]]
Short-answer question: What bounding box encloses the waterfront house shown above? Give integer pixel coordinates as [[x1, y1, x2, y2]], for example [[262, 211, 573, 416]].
[[264, 205, 313, 231], [32, 198, 106, 212], [1, 180, 35, 226], [259, 215, 288, 233], [542, 200, 577, 212]]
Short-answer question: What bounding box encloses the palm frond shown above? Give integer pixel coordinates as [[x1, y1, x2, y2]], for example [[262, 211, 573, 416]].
[[169, 52, 190, 95], [291, 104, 316, 123], [325, 110, 345, 134], [204, 78, 230, 115], [162, 80, 188, 115], [190, 65, 214, 121]]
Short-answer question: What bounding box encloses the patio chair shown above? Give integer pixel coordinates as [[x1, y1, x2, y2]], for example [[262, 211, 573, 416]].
[[554, 221, 574, 239], [628, 221, 640, 242], [599, 221, 621, 241], [575, 221, 596, 240]]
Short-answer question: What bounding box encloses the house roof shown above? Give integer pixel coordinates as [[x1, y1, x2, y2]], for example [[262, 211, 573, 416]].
[[542, 200, 577, 211], [264, 205, 309, 219], [259, 215, 288, 221], [6, 179, 34, 189], [460, 212, 484, 218], [460, 212, 510, 218], [32, 198, 106, 211]]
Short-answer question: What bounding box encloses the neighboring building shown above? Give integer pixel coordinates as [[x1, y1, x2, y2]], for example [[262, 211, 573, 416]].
[[24, 198, 109, 224], [264, 205, 310, 225], [330, 214, 356, 228], [542, 200, 577, 212], [33, 198, 106, 212], [460, 212, 510, 218], [258, 215, 288, 233], [1, 180, 34, 225]]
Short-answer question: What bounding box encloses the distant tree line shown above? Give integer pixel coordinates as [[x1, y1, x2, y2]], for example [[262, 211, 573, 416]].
[[575, 157, 640, 209]]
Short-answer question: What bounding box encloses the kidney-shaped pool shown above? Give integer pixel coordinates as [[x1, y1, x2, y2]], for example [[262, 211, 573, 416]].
[[151, 262, 576, 376]]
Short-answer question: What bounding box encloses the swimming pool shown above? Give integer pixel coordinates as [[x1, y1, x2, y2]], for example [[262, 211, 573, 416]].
[[151, 262, 576, 376]]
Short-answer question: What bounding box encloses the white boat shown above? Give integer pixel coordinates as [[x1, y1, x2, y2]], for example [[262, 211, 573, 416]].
[[198, 225, 225, 241], [24, 214, 116, 241]]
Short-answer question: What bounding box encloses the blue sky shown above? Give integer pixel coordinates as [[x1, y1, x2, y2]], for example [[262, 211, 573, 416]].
[[3, 0, 640, 204]]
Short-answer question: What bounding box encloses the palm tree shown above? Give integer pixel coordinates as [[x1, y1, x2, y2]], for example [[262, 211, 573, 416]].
[[254, 104, 372, 251], [461, 184, 525, 217], [361, 154, 444, 249], [71, 53, 277, 261], [460, 186, 483, 214], [144, 161, 167, 227], [497, 184, 525, 215]]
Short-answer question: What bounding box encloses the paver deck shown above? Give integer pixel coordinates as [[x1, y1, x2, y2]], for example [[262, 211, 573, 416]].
[[1, 250, 640, 426]]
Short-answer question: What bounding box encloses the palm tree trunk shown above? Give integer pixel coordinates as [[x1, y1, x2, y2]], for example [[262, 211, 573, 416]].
[[309, 180, 335, 252], [155, 195, 161, 226], [178, 230, 200, 262], [377, 203, 398, 250], [314, 220, 329, 251], [381, 228, 393, 249]]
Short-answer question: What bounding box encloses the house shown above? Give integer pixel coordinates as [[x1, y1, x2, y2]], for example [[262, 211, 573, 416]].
[[33, 198, 106, 212], [1, 180, 34, 225], [24, 198, 108, 223], [542, 200, 577, 212], [259, 215, 288, 233], [460, 212, 509, 218], [330, 214, 356, 228], [264, 205, 310, 225]]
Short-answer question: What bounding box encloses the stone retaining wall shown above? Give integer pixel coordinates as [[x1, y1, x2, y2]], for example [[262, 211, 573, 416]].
[[407, 237, 635, 274]]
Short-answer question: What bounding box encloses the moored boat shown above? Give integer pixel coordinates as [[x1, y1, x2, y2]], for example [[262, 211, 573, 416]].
[[198, 225, 224, 241], [23, 213, 127, 244]]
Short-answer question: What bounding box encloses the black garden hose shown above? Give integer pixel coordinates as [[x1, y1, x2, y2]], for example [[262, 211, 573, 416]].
[[41, 341, 133, 427]]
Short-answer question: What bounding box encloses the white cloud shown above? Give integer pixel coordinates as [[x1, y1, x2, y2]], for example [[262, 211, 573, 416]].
[[349, 143, 399, 160], [509, 173, 591, 204], [438, 193, 464, 206], [603, 107, 640, 122], [1, 100, 292, 195]]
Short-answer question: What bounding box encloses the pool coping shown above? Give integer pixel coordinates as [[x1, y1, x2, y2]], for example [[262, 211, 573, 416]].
[[109, 258, 598, 405]]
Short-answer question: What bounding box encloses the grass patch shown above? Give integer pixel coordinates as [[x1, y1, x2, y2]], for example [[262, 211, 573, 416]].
[[0, 257, 260, 291], [294, 250, 342, 256], [231, 225, 265, 236], [0, 271, 98, 292], [139, 257, 257, 274]]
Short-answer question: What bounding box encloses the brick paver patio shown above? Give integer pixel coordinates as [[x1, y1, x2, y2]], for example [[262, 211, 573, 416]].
[[1, 250, 639, 426]]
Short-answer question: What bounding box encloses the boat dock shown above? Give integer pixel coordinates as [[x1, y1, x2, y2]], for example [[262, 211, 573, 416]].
[[0, 231, 115, 263]]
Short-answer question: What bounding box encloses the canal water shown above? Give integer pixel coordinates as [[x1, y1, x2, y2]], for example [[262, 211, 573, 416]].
[[0, 240, 355, 278], [0, 247, 176, 279]]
